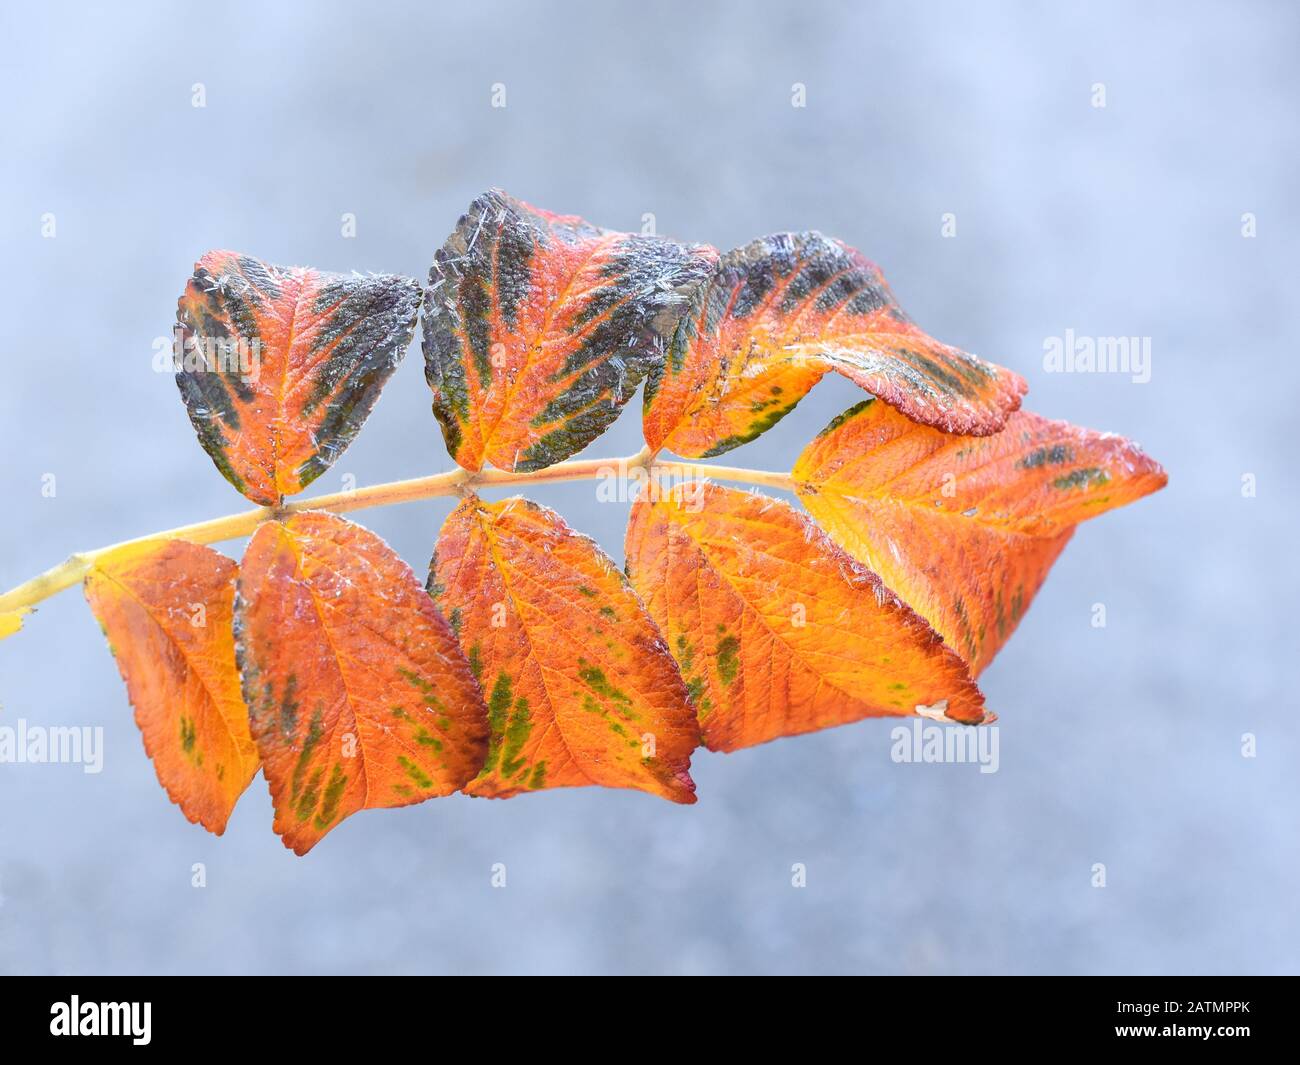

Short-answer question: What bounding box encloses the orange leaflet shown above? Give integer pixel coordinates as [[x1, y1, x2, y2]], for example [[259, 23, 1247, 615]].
[[176, 251, 421, 506], [430, 495, 699, 802], [236, 511, 487, 854], [83, 540, 258, 834], [793, 399, 1168, 673], [423, 189, 716, 473], [642, 232, 1026, 458], [625, 481, 988, 753]]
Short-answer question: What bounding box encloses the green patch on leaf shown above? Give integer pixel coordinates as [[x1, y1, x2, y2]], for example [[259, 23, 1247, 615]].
[[396, 755, 433, 789], [1053, 467, 1110, 491], [398, 666, 435, 695], [716, 634, 740, 687], [314, 764, 348, 829]]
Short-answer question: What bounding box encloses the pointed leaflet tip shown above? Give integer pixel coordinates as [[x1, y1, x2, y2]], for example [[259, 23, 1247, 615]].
[[794, 401, 1167, 674], [642, 231, 1026, 458], [423, 189, 716, 473], [625, 481, 987, 751], [235, 511, 488, 855], [175, 251, 421, 506], [430, 494, 699, 802], [83, 540, 259, 835]]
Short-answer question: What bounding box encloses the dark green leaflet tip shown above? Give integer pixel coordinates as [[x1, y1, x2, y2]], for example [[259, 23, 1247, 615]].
[[176, 251, 421, 504], [816, 398, 877, 438], [422, 189, 715, 472]]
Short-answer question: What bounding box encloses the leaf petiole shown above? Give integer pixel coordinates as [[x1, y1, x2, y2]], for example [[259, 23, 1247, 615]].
[[0, 452, 793, 619]]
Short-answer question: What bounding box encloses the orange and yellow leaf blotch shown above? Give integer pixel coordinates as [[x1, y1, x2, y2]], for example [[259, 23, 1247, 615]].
[[0, 607, 30, 641], [793, 399, 1168, 673], [423, 189, 716, 473], [176, 251, 421, 505], [83, 540, 258, 834], [625, 481, 989, 753], [430, 495, 699, 802], [643, 232, 1026, 458], [236, 511, 488, 854]]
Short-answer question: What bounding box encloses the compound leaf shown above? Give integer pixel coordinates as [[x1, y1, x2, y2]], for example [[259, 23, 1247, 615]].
[[430, 495, 699, 801], [83, 540, 258, 834], [625, 481, 989, 752], [176, 251, 421, 505], [643, 232, 1026, 457], [423, 189, 716, 473], [793, 399, 1168, 673], [236, 511, 487, 854]]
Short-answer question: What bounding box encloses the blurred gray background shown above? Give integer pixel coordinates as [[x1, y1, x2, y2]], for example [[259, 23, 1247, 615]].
[[1, 0, 1296, 975]]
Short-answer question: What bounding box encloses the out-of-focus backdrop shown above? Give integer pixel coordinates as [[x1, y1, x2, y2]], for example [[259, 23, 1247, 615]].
[[1, 0, 1296, 975]]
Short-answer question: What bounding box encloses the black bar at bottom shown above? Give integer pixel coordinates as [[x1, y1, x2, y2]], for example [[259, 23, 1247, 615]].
[[0, 975, 1288, 1050]]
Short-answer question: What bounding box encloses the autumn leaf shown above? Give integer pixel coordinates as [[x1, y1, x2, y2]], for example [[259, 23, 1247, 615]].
[[625, 481, 988, 752], [83, 540, 258, 834], [429, 495, 699, 801], [642, 232, 1026, 457], [236, 511, 487, 854], [0, 607, 30, 641], [423, 188, 716, 473], [176, 251, 421, 506], [793, 399, 1168, 673]]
